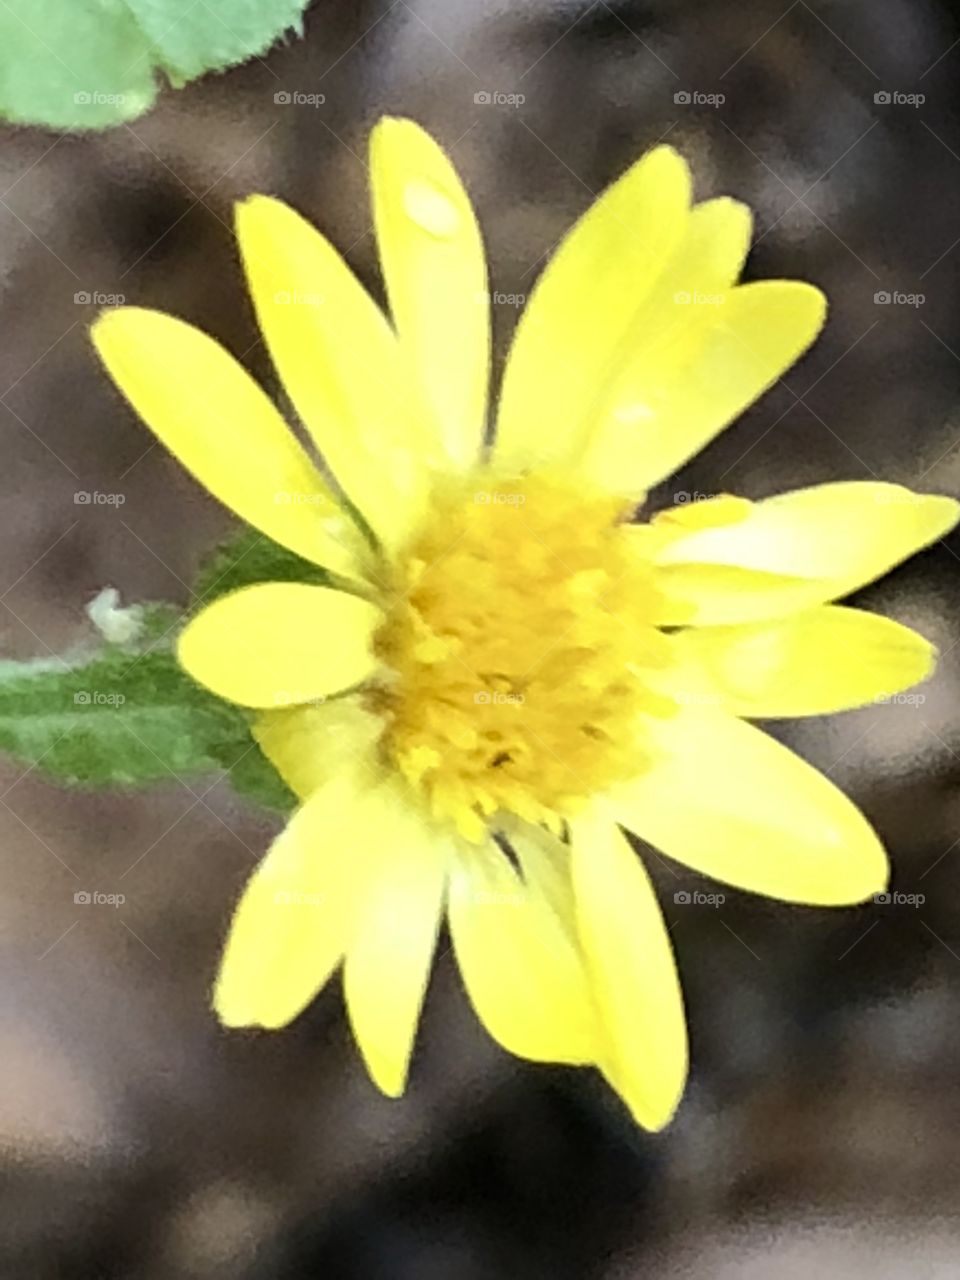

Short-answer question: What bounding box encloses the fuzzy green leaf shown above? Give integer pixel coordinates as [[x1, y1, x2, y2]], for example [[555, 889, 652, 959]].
[[0, 643, 295, 811], [0, 649, 230, 785], [0, 521, 329, 806], [124, 0, 309, 83], [0, 0, 309, 130]]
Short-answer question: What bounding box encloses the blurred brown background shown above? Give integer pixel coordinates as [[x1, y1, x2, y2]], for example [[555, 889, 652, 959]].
[[3, 0, 960, 1275]]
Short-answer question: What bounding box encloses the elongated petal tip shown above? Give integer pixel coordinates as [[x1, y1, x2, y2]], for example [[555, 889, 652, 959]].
[[796, 278, 828, 327], [213, 956, 267, 1029], [637, 144, 692, 207], [213, 987, 256, 1029], [363, 1050, 410, 1099], [213, 941, 294, 1031], [918, 492, 960, 535], [666, 606, 939, 719], [571, 815, 688, 1131], [214, 981, 299, 1031], [762, 278, 829, 345], [369, 116, 453, 192], [214, 987, 294, 1032], [870, 865, 891, 900], [825, 833, 889, 906], [603, 1061, 686, 1133], [643, 141, 688, 168], [614, 712, 892, 907], [90, 304, 158, 351], [89, 305, 126, 340], [370, 114, 423, 146], [234, 191, 286, 240]]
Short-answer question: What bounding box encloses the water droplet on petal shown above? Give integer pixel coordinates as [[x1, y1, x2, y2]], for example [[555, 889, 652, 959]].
[[403, 179, 460, 238]]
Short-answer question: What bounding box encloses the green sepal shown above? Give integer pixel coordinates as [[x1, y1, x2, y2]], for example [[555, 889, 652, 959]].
[[193, 524, 332, 607]]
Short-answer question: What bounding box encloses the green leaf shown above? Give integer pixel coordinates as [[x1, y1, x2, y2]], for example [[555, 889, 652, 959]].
[[193, 524, 332, 607], [0, 1, 155, 129], [125, 0, 309, 83], [134, 601, 185, 646], [0, 642, 295, 811], [0, 521, 330, 808], [0, 0, 309, 130], [0, 648, 229, 785]]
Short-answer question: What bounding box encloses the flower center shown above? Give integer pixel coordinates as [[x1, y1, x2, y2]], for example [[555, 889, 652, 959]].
[[370, 472, 671, 840]]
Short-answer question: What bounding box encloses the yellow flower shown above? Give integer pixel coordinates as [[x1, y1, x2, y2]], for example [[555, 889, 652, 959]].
[[91, 118, 957, 1130]]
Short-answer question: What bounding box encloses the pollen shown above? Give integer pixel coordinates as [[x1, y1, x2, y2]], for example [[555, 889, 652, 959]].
[[370, 472, 674, 840]]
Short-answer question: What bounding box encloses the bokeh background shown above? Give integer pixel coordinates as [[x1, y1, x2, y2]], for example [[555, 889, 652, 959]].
[[2, 0, 960, 1275]]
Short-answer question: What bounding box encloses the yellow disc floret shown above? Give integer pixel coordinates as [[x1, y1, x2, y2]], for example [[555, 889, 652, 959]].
[[371, 471, 673, 840]]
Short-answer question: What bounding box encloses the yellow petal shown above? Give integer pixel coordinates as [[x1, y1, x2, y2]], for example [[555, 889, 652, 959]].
[[91, 308, 360, 577], [656, 482, 959, 592], [650, 492, 754, 533], [633, 501, 863, 626], [581, 281, 826, 495], [506, 817, 578, 926], [370, 117, 489, 469], [664, 605, 935, 718], [494, 145, 691, 470], [254, 696, 383, 800], [235, 195, 437, 552], [214, 767, 374, 1028], [570, 809, 687, 1131], [576, 196, 750, 495], [652, 562, 847, 627], [177, 582, 381, 708], [613, 710, 889, 905], [448, 841, 600, 1064], [343, 787, 451, 1096], [649, 484, 960, 626], [667, 196, 753, 293]]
